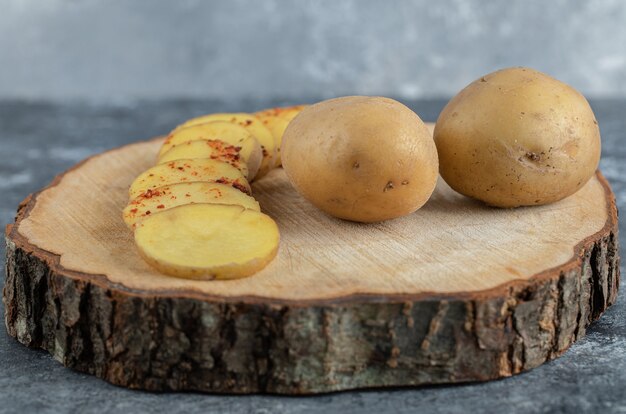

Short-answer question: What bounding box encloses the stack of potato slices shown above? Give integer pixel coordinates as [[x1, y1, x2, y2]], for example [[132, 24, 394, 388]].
[[123, 106, 305, 279]]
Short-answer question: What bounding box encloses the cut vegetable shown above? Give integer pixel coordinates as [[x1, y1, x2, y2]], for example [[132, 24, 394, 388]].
[[134, 203, 280, 280], [255, 106, 307, 167], [255, 110, 290, 167], [159, 122, 262, 179], [273, 105, 307, 122], [123, 182, 260, 229], [159, 140, 250, 179], [129, 158, 250, 200], [176, 113, 276, 178]]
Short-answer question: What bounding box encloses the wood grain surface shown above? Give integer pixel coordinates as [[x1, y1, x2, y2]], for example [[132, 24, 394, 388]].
[[3, 127, 620, 393], [12, 137, 611, 301]]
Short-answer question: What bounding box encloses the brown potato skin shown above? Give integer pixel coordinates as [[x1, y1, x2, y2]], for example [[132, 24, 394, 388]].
[[434, 67, 601, 208], [281, 96, 438, 223]]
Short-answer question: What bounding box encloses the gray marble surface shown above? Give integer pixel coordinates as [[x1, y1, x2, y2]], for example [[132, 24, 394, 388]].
[[2, 0, 626, 101], [0, 99, 624, 413]]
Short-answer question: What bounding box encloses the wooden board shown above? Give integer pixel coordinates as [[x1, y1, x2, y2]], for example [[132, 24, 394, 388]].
[[3, 131, 620, 394]]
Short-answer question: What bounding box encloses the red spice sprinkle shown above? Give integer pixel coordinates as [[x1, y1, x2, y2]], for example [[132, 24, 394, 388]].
[[156, 204, 165, 209], [129, 208, 138, 214], [145, 211, 151, 215], [232, 181, 250, 195], [177, 167, 184, 171], [191, 171, 199, 176], [142, 189, 162, 198]]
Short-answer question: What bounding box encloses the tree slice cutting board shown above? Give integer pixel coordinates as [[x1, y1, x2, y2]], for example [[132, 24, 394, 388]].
[[3, 126, 620, 394]]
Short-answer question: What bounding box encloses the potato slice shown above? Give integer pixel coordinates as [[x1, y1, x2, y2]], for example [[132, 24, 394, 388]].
[[159, 121, 262, 179], [159, 140, 250, 179], [255, 111, 290, 167], [123, 182, 260, 229], [129, 158, 250, 200], [273, 105, 307, 122], [176, 113, 276, 178], [134, 203, 279, 280], [255, 106, 307, 167]]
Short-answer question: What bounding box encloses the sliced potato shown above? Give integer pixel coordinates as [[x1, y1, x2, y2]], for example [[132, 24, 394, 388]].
[[123, 182, 260, 229], [273, 105, 307, 122], [255, 105, 307, 167], [159, 140, 250, 179], [255, 111, 290, 167], [129, 158, 250, 200], [134, 203, 280, 280], [176, 113, 276, 178], [159, 122, 263, 180], [160, 122, 262, 179]]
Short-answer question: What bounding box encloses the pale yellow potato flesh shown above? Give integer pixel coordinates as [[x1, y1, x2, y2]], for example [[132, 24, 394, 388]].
[[159, 121, 262, 180], [159, 140, 250, 179], [255, 106, 308, 167], [176, 113, 276, 178], [123, 182, 260, 229], [123, 104, 310, 280], [128, 158, 250, 200], [255, 111, 290, 166], [273, 105, 308, 122], [134, 204, 280, 280]]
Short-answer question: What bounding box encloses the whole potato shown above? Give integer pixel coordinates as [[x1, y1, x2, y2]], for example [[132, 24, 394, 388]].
[[281, 96, 438, 222], [434, 67, 601, 207]]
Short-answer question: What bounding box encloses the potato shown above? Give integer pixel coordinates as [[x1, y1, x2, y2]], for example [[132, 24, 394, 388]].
[[158, 121, 262, 179], [434, 67, 601, 207], [159, 140, 250, 179], [274, 105, 307, 122], [255, 105, 308, 166], [176, 113, 276, 178], [255, 111, 290, 167], [129, 158, 250, 199], [134, 204, 279, 280], [281, 96, 438, 222], [123, 182, 260, 229]]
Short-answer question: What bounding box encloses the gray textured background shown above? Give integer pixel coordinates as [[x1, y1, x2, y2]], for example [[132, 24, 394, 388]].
[[1, 0, 626, 101]]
